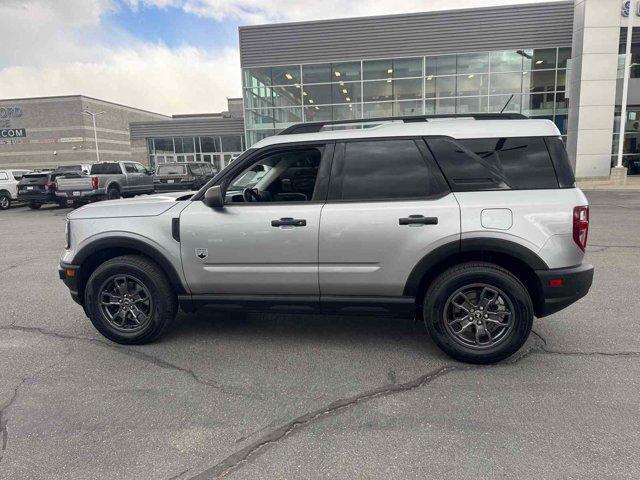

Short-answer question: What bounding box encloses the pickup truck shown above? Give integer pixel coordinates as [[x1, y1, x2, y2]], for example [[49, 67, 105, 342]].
[[55, 161, 154, 202]]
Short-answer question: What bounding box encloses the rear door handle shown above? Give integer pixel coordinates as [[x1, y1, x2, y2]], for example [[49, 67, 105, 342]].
[[399, 215, 438, 226], [271, 217, 307, 227]]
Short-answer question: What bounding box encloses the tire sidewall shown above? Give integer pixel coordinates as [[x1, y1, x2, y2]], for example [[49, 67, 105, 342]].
[[0, 193, 10, 210], [424, 266, 533, 364], [107, 188, 120, 200], [85, 260, 169, 343]]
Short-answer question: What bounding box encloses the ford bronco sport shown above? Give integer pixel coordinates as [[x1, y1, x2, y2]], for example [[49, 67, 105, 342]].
[[59, 114, 593, 364]]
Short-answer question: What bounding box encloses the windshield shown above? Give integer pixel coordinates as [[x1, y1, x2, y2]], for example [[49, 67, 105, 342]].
[[157, 165, 187, 175]]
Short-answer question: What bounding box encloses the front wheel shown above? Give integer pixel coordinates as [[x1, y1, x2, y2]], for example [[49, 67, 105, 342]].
[[84, 255, 178, 344], [0, 193, 11, 210], [423, 262, 534, 364]]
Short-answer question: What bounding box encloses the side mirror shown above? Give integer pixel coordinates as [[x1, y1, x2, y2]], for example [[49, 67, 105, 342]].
[[203, 185, 224, 209]]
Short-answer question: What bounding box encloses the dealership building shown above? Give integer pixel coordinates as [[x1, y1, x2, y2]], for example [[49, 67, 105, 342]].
[[238, 0, 637, 179], [0, 0, 637, 180]]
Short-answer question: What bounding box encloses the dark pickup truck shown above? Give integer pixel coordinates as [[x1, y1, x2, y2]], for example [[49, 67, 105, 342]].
[[17, 171, 69, 209], [153, 162, 217, 192]]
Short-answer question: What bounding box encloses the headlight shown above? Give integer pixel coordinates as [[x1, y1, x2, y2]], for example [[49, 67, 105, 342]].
[[65, 218, 71, 249]]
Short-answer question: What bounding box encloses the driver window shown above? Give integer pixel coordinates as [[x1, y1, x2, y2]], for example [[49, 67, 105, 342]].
[[226, 147, 324, 203]]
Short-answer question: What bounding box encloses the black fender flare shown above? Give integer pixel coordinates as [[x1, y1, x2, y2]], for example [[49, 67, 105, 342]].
[[403, 237, 548, 297], [72, 236, 187, 295]]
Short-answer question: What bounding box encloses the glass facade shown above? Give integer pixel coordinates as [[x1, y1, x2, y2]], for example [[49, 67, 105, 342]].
[[146, 135, 245, 172], [243, 47, 571, 146]]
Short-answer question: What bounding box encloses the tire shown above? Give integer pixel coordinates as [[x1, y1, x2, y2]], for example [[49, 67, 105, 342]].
[[107, 187, 120, 200], [0, 193, 11, 210], [28, 202, 42, 210], [57, 199, 69, 208], [423, 262, 534, 364], [84, 255, 178, 344]]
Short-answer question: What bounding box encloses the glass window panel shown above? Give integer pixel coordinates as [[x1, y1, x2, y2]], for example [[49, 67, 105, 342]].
[[436, 98, 456, 114], [425, 75, 436, 98], [393, 78, 422, 100], [304, 105, 333, 122], [530, 48, 557, 70], [244, 86, 273, 109], [302, 63, 331, 83], [302, 84, 332, 105], [556, 70, 566, 91], [221, 136, 243, 152], [558, 47, 571, 68], [425, 57, 437, 76], [456, 52, 489, 74], [456, 96, 488, 114], [554, 114, 568, 135], [246, 130, 276, 146], [522, 93, 555, 116], [490, 72, 522, 95], [435, 55, 457, 75], [175, 137, 195, 154], [555, 92, 568, 114], [332, 62, 360, 82], [271, 65, 300, 85], [246, 109, 275, 129], [457, 74, 488, 96], [271, 85, 302, 107], [363, 102, 393, 118], [363, 80, 393, 102], [273, 107, 303, 129], [527, 70, 556, 93], [195, 138, 201, 152], [394, 100, 423, 116], [393, 57, 423, 78], [425, 99, 436, 114], [200, 136, 219, 153], [488, 94, 521, 113], [244, 67, 271, 87], [147, 138, 154, 154], [490, 50, 524, 72], [333, 103, 361, 120], [153, 138, 174, 154], [363, 59, 393, 80], [436, 76, 456, 98], [331, 82, 361, 104]]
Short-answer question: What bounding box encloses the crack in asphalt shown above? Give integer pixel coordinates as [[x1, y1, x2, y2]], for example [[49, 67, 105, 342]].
[[531, 330, 640, 358], [186, 338, 543, 480], [0, 378, 27, 464], [588, 243, 640, 251], [0, 256, 47, 275], [0, 324, 259, 400]]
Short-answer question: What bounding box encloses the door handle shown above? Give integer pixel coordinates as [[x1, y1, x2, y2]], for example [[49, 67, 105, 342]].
[[399, 215, 438, 225], [271, 217, 307, 227]]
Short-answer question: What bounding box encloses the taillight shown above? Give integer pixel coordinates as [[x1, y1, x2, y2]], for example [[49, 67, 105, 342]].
[[573, 206, 589, 252], [45, 182, 55, 191], [92, 176, 99, 190]]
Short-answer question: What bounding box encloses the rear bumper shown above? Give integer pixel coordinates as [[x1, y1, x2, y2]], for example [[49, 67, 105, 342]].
[[58, 262, 82, 306], [56, 190, 102, 200], [154, 183, 194, 192], [534, 263, 594, 317], [17, 192, 57, 203]]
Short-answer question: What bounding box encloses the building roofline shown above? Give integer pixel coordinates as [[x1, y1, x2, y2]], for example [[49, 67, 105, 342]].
[[238, 0, 572, 30], [0, 94, 170, 118]]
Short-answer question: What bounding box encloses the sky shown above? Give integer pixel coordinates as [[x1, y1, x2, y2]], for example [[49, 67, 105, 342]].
[[0, 0, 567, 115]]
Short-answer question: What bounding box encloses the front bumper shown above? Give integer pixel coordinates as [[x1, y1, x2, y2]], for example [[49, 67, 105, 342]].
[[534, 263, 594, 317], [59, 262, 82, 306]]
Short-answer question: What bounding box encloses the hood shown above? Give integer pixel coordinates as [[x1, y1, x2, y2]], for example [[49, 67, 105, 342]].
[[68, 191, 196, 220]]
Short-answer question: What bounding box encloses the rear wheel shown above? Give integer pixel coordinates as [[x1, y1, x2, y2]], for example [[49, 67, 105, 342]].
[[107, 187, 120, 200], [423, 262, 533, 364], [28, 202, 42, 210], [84, 255, 178, 344], [0, 193, 11, 210]]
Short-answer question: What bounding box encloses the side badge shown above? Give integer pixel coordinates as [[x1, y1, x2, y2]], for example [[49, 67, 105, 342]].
[[195, 248, 208, 260]]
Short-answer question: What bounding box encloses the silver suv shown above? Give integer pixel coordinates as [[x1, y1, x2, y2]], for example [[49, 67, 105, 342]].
[[59, 115, 593, 364]]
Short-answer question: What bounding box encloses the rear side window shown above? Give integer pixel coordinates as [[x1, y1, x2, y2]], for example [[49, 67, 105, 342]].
[[189, 164, 203, 176], [545, 137, 575, 188], [427, 137, 559, 190], [0, 172, 8, 180], [91, 163, 121, 175], [330, 139, 448, 201]]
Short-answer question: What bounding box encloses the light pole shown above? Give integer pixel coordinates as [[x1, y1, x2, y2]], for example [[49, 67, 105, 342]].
[[82, 109, 105, 162], [617, 2, 634, 170]]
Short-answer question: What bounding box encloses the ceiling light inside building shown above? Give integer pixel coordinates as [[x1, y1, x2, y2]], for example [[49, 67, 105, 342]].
[[427, 75, 433, 80], [303, 91, 308, 95], [345, 97, 351, 102], [309, 99, 314, 103], [315, 106, 319, 110], [285, 73, 293, 80], [387, 78, 392, 83], [342, 88, 348, 93], [468, 74, 474, 78], [334, 71, 341, 77], [387, 68, 393, 74], [535, 60, 543, 64]]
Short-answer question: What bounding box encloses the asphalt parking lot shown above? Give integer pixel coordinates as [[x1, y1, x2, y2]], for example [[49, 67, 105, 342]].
[[1, 190, 639, 479]]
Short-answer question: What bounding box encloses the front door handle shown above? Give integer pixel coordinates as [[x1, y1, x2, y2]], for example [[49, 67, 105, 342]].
[[399, 215, 438, 226], [271, 217, 307, 227]]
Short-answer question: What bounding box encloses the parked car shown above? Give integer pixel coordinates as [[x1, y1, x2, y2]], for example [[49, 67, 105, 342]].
[[59, 114, 594, 364], [17, 171, 71, 209], [55, 161, 154, 203], [154, 162, 217, 192], [0, 169, 30, 210]]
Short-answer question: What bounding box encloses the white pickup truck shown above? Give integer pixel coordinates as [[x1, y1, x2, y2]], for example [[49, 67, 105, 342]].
[[55, 161, 154, 203], [0, 169, 30, 210]]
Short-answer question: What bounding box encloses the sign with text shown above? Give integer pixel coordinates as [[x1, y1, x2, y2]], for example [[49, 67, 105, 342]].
[[0, 128, 26, 138]]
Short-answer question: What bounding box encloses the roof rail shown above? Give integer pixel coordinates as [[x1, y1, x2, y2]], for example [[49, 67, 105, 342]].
[[278, 113, 528, 135]]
